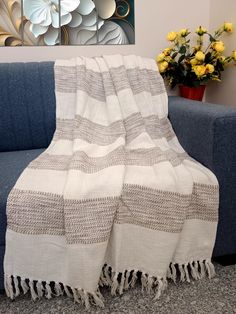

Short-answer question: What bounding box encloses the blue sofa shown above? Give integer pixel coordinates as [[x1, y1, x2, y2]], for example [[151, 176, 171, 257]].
[[0, 62, 236, 290]]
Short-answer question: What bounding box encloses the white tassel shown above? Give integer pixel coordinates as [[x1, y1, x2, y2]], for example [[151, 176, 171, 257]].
[[21, 278, 29, 294], [124, 270, 131, 290], [104, 265, 112, 285], [91, 292, 105, 308], [29, 280, 38, 301], [190, 262, 199, 280], [119, 272, 125, 295], [13, 277, 20, 297], [5, 276, 14, 299], [130, 270, 138, 288], [111, 272, 119, 296], [205, 260, 215, 279], [45, 281, 52, 299], [81, 290, 90, 310], [99, 271, 107, 287], [166, 267, 172, 279], [141, 274, 147, 292], [96, 289, 105, 302], [154, 279, 163, 300], [64, 285, 73, 298], [54, 283, 63, 296], [200, 261, 206, 278], [171, 264, 177, 283], [147, 276, 154, 294], [179, 265, 185, 282], [210, 262, 216, 277], [193, 261, 201, 279], [184, 264, 190, 283], [72, 288, 81, 304], [36, 281, 44, 298], [163, 278, 168, 291], [4, 276, 10, 298]]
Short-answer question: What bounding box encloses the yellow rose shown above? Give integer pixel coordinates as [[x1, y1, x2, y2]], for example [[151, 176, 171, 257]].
[[196, 26, 207, 36], [224, 22, 233, 33], [206, 64, 214, 74], [195, 51, 205, 61], [163, 48, 171, 56], [167, 31, 177, 41], [212, 41, 225, 53], [178, 28, 188, 37], [193, 65, 206, 77], [190, 58, 198, 66], [165, 56, 172, 63], [158, 61, 168, 73], [156, 53, 165, 63], [232, 51, 236, 61]]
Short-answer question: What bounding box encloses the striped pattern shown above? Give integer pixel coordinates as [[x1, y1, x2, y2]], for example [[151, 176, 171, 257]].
[[28, 147, 185, 172], [55, 65, 166, 101], [5, 56, 219, 303], [53, 114, 175, 143], [187, 183, 219, 221], [7, 183, 218, 242], [7, 189, 64, 235], [65, 197, 118, 244]]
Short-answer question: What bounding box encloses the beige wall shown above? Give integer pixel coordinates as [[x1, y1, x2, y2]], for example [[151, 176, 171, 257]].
[[0, 0, 210, 62], [205, 0, 236, 106]]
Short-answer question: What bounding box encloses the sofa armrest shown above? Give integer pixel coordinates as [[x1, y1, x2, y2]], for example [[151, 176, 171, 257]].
[[168, 96, 236, 256], [168, 96, 236, 172]]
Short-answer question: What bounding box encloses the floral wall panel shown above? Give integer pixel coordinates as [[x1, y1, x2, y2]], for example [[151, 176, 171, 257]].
[[0, 0, 23, 46], [23, 0, 60, 46], [95, 0, 135, 45], [0, 0, 135, 46], [61, 0, 100, 45]]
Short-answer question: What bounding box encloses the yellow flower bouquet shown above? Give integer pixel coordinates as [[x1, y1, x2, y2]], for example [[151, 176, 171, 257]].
[[156, 23, 236, 89]]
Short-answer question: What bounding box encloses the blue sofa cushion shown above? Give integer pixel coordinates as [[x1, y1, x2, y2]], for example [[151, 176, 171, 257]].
[[0, 246, 5, 290], [0, 62, 56, 152], [0, 148, 45, 290], [0, 149, 45, 247]]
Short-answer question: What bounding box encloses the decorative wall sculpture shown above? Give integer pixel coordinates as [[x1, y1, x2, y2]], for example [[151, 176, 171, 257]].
[[0, 0, 135, 46]]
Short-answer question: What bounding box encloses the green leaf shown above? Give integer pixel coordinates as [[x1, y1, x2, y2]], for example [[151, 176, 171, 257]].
[[178, 55, 186, 64], [172, 52, 178, 59], [179, 46, 187, 54], [208, 34, 216, 42]]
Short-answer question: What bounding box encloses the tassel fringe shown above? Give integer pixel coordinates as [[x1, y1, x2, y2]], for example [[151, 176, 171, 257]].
[[4, 259, 215, 309]]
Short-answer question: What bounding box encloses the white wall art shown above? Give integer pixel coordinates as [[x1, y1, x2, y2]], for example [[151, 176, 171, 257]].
[[0, 0, 135, 46]]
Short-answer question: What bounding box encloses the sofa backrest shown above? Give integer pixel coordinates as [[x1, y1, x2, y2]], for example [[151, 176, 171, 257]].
[[0, 62, 56, 152]]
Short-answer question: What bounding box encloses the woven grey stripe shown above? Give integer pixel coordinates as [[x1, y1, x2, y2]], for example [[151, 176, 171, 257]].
[[53, 119, 75, 141], [145, 115, 176, 141], [187, 183, 219, 221], [115, 184, 191, 233], [7, 189, 65, 236], [7, 184, 218, 240], [53, 117, 125, 144], [53, 113, 175, 144], [55, 65, 166, 101], [64, 197, 119, 244], [28, 146, 184, 173]]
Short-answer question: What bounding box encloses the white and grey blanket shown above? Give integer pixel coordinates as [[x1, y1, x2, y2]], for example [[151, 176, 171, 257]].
[[4, 55, 219, 309]]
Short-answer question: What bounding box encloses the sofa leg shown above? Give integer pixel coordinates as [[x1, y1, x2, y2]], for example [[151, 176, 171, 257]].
[[213, 254, 236, 266]]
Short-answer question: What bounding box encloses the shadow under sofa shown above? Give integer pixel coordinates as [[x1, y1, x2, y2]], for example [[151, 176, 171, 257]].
[[0, 62, 236, 291]]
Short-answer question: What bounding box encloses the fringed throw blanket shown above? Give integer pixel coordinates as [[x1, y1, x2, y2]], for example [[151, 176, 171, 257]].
[[4, 55, 219, 309]]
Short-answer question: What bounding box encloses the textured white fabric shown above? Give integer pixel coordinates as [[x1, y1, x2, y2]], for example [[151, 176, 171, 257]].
[[4, 55, 219, 309]]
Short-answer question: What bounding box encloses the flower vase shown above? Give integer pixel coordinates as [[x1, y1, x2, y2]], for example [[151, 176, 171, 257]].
[[179, 85, 206, 101]]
